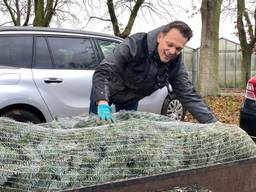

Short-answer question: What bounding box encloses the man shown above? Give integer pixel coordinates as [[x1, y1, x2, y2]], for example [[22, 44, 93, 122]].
[[90, 20, 218, 123]]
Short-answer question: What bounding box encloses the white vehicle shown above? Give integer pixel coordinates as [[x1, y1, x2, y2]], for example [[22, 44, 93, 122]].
[[0, 27, 184, 123]]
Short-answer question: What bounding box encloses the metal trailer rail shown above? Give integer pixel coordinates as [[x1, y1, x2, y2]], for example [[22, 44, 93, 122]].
[[64, 157, 256, 192]]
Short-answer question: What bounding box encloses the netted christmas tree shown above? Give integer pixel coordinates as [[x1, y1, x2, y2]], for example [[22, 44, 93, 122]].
[[0, 111, 255, 191]]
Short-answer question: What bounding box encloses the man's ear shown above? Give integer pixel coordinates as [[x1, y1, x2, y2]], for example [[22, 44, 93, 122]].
[[157, 32, 163, 43]]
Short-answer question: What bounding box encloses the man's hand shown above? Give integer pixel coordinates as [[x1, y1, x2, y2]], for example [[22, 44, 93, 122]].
[[97, 102, 113, 124]]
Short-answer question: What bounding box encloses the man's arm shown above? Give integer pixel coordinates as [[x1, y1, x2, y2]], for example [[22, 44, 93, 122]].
[[92, 38, 135, 103], [92, 34, 145, 122], [170, 63, 218, 123]]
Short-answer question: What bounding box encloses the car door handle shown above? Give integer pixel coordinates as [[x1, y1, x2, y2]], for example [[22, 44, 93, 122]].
[[43, 78, 63, 83]]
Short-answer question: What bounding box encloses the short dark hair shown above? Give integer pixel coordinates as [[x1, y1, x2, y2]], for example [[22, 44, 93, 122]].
[[162, 21, 193, 41]]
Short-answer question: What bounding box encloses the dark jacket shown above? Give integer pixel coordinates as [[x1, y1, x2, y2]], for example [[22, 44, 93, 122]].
[[92, 25, 218, 123]]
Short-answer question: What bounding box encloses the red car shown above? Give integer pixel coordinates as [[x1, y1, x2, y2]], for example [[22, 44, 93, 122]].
[[240, 76, 256, 138]]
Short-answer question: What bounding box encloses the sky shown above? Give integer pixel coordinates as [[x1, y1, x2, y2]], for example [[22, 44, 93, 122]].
[[58, 14, 238, 49], [54, 0, 239, 49], [0, 0, 239, 49], [129, 11, 239, 48]]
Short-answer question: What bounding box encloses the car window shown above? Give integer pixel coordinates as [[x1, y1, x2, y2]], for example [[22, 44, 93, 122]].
[[98, 39, 120, 58], [35, 37, 53, 69], [0, 36, 32, 68], [47, 37, 97, 70]]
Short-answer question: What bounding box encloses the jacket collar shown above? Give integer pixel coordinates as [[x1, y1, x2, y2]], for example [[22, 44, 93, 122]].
[[147, 25, 165, 58]]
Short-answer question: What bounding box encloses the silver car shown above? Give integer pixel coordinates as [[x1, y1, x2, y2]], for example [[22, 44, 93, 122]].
[[0, 27, 185, 123]]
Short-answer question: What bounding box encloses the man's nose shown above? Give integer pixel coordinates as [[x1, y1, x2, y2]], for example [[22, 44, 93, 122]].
[[168, 47, 177, 55]]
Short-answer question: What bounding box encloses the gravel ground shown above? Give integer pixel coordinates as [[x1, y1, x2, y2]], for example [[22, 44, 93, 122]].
[[158, 184, 211, 192]]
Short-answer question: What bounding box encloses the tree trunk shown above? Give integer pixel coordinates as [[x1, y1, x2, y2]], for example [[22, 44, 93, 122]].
[[33, 0, 45, 26], [107, 0, 144, 38], [43, 0, 56, 27], [33, 0, 56, 27], [121, 0, 144, 38], [107, 0, 120, 36], [198, 0, 222, 96], [237, 0, 255, 88], [240, 49, 252, 88]]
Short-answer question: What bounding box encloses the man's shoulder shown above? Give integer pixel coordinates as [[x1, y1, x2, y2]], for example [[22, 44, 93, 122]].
[[130, 32, 147, 38], [122, 33, 148, 55], [127, 32, 148, 43]]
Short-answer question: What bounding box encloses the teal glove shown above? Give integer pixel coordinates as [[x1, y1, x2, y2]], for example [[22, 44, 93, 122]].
[[97, 104, 113, 122]]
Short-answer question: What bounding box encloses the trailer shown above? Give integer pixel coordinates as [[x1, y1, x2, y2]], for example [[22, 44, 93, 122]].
[[64, 157, 256, 192], [1, 111, 256, 192]]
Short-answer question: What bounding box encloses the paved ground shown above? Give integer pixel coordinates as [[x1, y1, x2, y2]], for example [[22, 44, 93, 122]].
[[220, 88, 244, 96]]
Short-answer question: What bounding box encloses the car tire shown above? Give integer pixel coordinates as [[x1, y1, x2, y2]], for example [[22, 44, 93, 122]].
[[3, 108, 42, 124], [161, 93, 186, 121]]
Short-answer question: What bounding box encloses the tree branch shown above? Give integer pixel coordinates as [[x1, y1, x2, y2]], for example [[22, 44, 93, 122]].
[[237, 0, 247, 48], [0, 21, 13, 26], [244, 9, 254, 43], [44, 0, 54, 26], [3, 0, 17, 25], [15, 0, 21, 25], [107, 0, 120, 36], [23, 0, 32, 26], [89, 16, 111, 22], [122, 0, 144, 38]]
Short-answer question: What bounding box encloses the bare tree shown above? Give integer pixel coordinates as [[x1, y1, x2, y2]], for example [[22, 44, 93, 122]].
[[0, 0, 79, 26], [106, 0, 144, 38], [198, 0, 223, 96], [236, 0, 256, 87], [83, 0, 198, 38], [33, 0, 58, 26], [1, 0, 32, 26]]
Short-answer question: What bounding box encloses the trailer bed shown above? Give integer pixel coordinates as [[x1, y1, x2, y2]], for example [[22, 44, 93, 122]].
[[64, 157, 256, 192]]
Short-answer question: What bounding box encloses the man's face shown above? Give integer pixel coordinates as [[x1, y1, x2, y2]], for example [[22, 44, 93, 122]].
[[157, 28, 188, 63]]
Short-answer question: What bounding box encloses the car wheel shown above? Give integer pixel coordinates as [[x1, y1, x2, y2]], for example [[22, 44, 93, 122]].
[[161, 93, 186, 121], [3, 108, 42, 124]]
